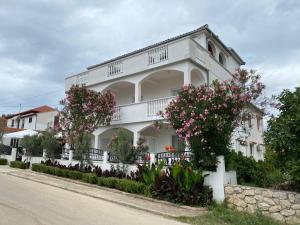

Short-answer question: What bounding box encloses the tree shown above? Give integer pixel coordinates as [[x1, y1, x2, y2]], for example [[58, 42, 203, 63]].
[[41, 129, 62, 161], [158, 69, 265, 169], [20, 135, 43, 159], [264, 88, 300, 189], [108, 128, 149, 165], [0, 117, 6, 144], [58, 85, 116, 165]]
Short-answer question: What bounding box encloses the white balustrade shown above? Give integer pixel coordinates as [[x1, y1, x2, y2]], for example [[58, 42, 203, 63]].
[[147, 97, 174, 117], [108, 61, 123, 77], [148, 46, 168, 65]]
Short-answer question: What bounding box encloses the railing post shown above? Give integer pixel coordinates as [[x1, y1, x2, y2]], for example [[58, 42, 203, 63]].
[[11, 148, 17, 161], [69, 150, 73, 162], [43, 149, 47, 158], [103, 151, 108, 164], [150, 153, 155, 165]]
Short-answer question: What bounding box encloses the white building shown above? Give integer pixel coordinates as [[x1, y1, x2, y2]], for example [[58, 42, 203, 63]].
[[65, 24, 264, 161], [4, 105, 59, 147]]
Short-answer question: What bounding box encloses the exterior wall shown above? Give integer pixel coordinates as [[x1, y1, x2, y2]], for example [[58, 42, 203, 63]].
[[6, 111, 58, 132], [225, 185, 300, 224]]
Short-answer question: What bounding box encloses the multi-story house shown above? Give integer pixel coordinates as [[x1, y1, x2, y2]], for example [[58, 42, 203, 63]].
[[65, 24, 264, 161], [4, 105, 59, 147]]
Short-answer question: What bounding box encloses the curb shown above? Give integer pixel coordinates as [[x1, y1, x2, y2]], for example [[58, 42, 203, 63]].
[[7, 171, 207, 218]]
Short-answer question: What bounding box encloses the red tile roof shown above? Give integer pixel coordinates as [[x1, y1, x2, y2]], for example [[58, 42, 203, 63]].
[[6, 105, 57, 119]]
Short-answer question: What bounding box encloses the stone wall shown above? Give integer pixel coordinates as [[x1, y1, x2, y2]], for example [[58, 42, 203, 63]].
[[225, 185, 300, 224]]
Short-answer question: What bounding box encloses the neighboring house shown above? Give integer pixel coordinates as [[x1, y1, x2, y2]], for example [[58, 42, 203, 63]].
[[3, 105, 59, 148], [65, 24, 264, 160]]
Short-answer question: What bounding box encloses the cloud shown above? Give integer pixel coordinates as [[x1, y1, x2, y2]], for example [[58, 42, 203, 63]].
[[0, 0, 299, 115]]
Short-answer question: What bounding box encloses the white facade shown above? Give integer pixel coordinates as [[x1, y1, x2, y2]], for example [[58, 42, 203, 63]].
[[65, 25, 264, 160], [7, 110, 58, 132]]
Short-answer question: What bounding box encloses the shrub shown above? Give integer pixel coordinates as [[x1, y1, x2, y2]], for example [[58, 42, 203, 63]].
[[10, 161, 29, 169], [142, 160, 213, 206], [0, 158, 7, 165], [32, 164, 147, 195]]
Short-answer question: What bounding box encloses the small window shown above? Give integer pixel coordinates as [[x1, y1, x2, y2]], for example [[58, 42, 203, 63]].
[[29, 117, 32, 123], [248, 114, 252, 128], [250, 143, 254, 156], [257, 116, 262, 131], [16, 119, 20, 129], [207, 42, 215, 56], [21, 119, 25, 129], [11, 119, 14, 127], [219, 53, 225, 65]]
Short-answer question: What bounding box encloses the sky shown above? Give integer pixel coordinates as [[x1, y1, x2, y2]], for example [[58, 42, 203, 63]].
[[0, 0, 299, 115]]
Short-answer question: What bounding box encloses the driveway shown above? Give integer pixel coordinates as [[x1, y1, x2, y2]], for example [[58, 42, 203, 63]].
[[0, 170, 187, 225]]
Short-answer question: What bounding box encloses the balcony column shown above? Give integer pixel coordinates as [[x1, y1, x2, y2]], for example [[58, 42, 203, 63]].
[[94, 134, 99, 149], [183, 64, 192, 85], [135, 82, 141, 103], [133, 131, 140, 146]]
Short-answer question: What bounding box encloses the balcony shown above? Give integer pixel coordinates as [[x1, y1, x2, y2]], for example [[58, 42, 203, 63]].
[[111, 96, 175, 124]]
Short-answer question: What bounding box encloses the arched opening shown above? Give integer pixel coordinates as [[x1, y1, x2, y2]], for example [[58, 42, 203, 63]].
[[191, 69, 206, 87], [140, 70, 184, 101], [139, 124, 177, 153], [98, 127, 134, 152], [103, 81, 135, 105], [219, 52, 226, 66], [207, 41, 216, 57]]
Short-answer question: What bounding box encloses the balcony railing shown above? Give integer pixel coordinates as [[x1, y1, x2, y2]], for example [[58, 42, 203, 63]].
[[147, 97, 174, 117], [148, 46, 168, 65], [108, 61, 123, 77]]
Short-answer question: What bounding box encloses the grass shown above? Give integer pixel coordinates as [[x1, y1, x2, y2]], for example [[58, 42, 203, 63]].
[[178, 204, 282, 225]]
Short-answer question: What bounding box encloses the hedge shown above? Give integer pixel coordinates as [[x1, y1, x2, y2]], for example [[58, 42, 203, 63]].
[[32, 164, 146, 195], [0, 158, 7, 165], [10, 161, 29, 169]]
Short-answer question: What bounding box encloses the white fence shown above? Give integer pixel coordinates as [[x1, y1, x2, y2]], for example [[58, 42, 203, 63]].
[[1, 149, 236, 203]]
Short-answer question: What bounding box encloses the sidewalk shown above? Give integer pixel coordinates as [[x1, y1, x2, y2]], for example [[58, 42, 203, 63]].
[[1, 166, 207, 218]]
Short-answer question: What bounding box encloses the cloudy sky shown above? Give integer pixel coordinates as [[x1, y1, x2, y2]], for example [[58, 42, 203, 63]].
[[0, 0, 299, 115]]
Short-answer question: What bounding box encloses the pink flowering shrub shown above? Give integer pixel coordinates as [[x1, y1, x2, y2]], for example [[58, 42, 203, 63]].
[[58, 85, 116, 145], [159, 69, 265, 169]]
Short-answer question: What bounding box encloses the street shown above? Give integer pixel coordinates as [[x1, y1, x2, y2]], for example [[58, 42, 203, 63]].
[[0, 172, 187, 225]]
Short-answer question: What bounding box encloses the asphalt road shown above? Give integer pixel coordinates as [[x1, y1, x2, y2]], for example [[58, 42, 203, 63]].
[[0, 172, 186, 225]]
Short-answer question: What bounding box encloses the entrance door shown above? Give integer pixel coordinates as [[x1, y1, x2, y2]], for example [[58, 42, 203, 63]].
[[147, 137, 156, 153]]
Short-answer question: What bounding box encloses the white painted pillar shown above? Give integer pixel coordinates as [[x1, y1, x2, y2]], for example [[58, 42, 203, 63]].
[[103, 151, 108, 164], [183, 64, 191, 85], [94, 134, 99, 149], [135, 82, 141, 103], [133, 131, 140, 146], [43, 149, 47, 158], [11, 148, 17, 161], [149, 153, 155, 165], [69, 150, 74, 162]]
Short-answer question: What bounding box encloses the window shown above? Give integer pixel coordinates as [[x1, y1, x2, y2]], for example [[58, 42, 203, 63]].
[[11, 119, 14, 127], [21, 119, 25, 129], [257, 116, 262, 131], [207, 42, 215, 56], [16, 119, 20, 129], [250, 143, 254, 156], [248, 114, 252, 128], [219, 53, 225, 65], [29, 117, 32, 123], [10, 138, 19, 148], [171, 135, 185, 152]]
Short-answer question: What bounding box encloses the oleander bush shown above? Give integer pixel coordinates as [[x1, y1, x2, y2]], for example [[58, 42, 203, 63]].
[[0, 158, 7, 165], [10, 160, 29, 169]]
